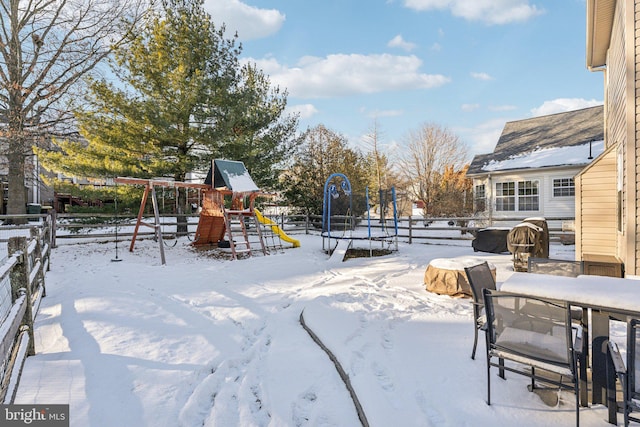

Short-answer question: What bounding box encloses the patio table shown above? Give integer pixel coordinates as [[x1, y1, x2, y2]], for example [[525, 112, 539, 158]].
[[500, 272, 640, 424]]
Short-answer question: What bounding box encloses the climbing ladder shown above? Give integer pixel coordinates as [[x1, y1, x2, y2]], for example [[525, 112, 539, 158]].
[[223, 210, 251, 260], [255, 215, 285, 255], [223, 210, 267, 260]]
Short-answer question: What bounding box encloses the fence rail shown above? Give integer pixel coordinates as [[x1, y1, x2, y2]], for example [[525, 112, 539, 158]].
[[34, 212, 576, 246], [0, 216, 51, 404]]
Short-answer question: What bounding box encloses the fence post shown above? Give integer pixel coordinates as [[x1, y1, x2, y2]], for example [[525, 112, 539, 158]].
[[49, 209, 57, 248], [305, 215, 309, 234], [30, 228, 46, 298], [408, 216, 413, 244], [44, 217, 51, 271], [8, 237, 35, 356]]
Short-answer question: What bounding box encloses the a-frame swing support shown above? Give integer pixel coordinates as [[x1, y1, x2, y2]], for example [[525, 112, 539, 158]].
[[114, 177, 209, 265]]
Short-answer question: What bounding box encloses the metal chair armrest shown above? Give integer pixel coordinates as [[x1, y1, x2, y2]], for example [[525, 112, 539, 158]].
[[574, 334, 583, 356], [607, 341, 626, 374]]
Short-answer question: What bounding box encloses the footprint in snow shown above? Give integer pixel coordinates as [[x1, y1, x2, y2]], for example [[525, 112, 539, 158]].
[[372, 361, 394, 392], [291, 389, 318, 426], [415, 389, 447, 426], [381, 332, 393, 350]]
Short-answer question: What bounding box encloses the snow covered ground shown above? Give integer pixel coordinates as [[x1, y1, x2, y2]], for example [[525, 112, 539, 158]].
[[14, 233, 619, 426]]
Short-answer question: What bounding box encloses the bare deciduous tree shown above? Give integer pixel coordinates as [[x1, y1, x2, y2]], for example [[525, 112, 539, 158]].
[[362, 118, 400, 220], [0, 0, 147, 219], [363, 118, 385, 195], [397, 123, 468, 216]]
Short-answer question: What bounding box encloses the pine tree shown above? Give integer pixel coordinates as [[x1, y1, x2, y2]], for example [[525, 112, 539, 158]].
[[38, 0, 299, 230]]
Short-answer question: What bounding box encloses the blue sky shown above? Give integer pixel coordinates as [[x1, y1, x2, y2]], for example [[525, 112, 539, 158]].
[[202, 0, 603, 161]]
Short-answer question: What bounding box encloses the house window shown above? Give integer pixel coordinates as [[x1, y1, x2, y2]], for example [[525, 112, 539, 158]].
[[518, 180, 539, 211], [495, 180, 539, 212], [474, 184, 486, 212], [495, 182, 515, 211], [553, 178, 575, 197]]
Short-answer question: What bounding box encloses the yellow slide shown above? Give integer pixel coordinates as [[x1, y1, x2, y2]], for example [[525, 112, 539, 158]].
[[254, 209, 301, 248]]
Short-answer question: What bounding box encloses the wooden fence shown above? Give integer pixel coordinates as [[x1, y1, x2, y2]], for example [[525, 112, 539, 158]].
[[0, 217, 51, 403], [43, 212, 575, 246]]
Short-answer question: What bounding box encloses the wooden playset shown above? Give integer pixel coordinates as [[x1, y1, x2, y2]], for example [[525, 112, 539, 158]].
[[115, 159, 299, 263]]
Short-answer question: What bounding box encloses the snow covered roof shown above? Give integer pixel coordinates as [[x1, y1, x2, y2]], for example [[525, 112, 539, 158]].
[[480, 139, 604, 172], [204, 159, 260, 192], [467, 106, 604, 176]]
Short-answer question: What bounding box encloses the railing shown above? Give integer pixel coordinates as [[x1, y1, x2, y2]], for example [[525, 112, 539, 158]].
[[0, 217, 51, 403], [40, 212, 575, 246]]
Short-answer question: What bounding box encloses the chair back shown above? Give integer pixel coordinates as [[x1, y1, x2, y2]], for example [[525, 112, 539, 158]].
[[464, 262, 496, 306], [630, 319, 640, 398], [528, 257, 583, 277], [483, 289, 574, 367]]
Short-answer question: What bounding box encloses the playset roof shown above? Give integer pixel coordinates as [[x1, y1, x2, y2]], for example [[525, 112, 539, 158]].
[[204, 159, 260, 193]]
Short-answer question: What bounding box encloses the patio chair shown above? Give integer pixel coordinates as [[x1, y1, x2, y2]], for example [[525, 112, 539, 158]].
[[607, 319, 640, 427], [528, 257, 583, 277], [483, 289, 583, 427], [464, 262, 496, 360], [525, 257, 585, 322]]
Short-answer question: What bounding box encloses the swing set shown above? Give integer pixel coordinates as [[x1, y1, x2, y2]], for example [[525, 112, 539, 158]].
[[114, 176, 209, 264], [115, 159, 300, 264]]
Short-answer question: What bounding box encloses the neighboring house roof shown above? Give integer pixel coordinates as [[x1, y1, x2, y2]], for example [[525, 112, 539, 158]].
[[467, 106, 604, 176]]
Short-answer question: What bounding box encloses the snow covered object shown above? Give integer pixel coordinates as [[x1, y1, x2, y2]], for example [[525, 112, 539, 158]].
[[507, 217, 549, 272]]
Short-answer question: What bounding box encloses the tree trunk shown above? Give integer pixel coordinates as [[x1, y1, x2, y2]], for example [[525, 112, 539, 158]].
[[5, 0, 27, 222], [6, 140, 27, 222], [176, 185, 188, 236]]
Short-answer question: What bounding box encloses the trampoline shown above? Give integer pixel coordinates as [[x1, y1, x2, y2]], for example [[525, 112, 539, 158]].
[[321, 173, 398, 255]]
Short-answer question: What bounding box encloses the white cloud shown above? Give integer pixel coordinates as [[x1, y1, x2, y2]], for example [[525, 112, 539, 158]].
[[388, 35, 417, 52], [457, 118, 506, 155], [470, 71, 493, 81], [461, 103, 480, 112], [403, 0, 544, 25], [203, 0, 285, 40], [246, 54, 451, 98], [430, 42, 442, 51], [530, 98, 603, 117], [286, 104, 318, 119]]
